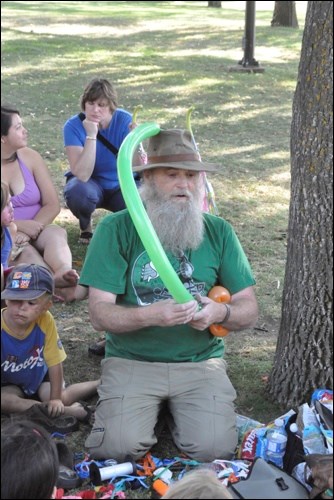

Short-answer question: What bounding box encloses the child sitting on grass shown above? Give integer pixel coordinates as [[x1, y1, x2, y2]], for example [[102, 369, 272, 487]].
[[1, 263, 100, 421]]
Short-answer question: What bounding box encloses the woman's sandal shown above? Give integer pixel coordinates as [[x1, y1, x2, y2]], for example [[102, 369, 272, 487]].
[[78, 231, 93, 245]]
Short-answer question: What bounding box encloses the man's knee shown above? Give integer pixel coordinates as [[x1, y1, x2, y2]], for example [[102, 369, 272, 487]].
[[171, 403, 238, 462], [85, 424, 153, 462], [178, 427, 237, 462]]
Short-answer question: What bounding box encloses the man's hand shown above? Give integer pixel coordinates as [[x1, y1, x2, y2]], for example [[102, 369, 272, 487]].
[[189, 295, 222, 331], [146, 298, 199, 327]]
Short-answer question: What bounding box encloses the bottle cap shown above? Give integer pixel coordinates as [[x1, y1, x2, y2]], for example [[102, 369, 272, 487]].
[[290, 423, 299, 433], [274, 418, 284, 427]]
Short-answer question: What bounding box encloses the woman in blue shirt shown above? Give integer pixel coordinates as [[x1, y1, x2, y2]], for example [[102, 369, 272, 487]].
[[63, 78, 143, 244]]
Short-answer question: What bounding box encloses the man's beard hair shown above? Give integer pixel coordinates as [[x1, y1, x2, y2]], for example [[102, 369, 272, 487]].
[[139, 178, 204, 255]]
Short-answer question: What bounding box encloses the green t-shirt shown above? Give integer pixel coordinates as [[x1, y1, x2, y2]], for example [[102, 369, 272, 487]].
[[80, 210, 255, 362]]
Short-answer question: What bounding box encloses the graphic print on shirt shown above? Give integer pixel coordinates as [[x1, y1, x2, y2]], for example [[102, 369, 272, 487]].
[[2, 344, 44, 373], [131, 251, 205, 305]]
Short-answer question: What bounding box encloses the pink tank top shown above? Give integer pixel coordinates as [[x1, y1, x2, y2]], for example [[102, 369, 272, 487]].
[[11, 157, 42, 220]]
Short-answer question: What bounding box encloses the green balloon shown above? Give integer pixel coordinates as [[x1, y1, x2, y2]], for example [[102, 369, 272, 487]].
[[117, 123, 194, 304]]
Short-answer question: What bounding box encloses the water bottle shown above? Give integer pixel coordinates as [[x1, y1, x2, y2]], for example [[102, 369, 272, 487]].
[[289, 423, 300, 435], [265, 418, 288, 468]]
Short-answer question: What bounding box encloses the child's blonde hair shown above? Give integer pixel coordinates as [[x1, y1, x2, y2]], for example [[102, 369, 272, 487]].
[[162, 468, 233, 499]]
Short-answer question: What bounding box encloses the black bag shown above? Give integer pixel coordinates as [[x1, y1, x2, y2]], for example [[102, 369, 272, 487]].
[[283, 413, 305, 474], [227, 458, 309, 499]]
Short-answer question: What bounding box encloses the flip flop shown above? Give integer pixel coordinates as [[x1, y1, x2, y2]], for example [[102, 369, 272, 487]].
[[11, 404, 79, 434], [55, 441, 82, 490], [78, 231, 93, 244], [88, 340, 105, 357]]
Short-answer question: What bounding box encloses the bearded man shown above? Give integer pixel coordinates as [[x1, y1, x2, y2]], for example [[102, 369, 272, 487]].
[[80, 129, 258, 462]]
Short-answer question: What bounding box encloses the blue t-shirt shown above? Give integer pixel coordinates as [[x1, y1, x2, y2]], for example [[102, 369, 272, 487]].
[[1, 227, 12, 269], [63, 108, 133, 190], [1, 310, 66, 395]]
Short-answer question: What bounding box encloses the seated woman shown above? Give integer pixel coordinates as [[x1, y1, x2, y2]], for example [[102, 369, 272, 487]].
[[1, 105, 86, 301]]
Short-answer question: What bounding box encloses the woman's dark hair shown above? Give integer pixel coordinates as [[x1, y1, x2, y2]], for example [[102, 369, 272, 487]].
[[1, 419, 59, 499], [1, 105, 20, 137], [80, 78, 118, 112]]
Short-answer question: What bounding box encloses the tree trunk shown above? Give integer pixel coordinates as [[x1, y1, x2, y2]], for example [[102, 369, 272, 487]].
[[271, 1, 299, 27], [208, 1, 222, 7], [267, 1, 333, 408]]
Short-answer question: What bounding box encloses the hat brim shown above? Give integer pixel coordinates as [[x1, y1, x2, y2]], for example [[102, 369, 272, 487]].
[[1, 289, 47, 300], [133, 160, 218, 173]]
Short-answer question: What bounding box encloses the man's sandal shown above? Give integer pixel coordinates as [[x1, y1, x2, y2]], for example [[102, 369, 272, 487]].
[[78, 231, 93, 245]]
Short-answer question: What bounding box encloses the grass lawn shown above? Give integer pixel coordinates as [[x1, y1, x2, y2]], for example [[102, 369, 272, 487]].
[[1, 1, 308, 496]]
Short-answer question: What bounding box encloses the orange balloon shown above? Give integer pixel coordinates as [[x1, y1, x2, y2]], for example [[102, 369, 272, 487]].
[[208, 286, 231, 337]]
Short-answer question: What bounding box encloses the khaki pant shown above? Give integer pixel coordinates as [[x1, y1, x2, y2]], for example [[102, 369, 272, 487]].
[[85, 356, 237, 462]]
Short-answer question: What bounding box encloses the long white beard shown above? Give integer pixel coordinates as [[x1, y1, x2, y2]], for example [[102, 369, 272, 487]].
[[139, 179, 204, 255]]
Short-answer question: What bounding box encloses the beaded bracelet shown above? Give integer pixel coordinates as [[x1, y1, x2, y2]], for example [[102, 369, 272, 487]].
[[86, 136, 97, 140]]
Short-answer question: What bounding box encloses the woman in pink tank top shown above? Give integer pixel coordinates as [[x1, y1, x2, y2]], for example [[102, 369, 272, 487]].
[[1, 105, 87, 302]]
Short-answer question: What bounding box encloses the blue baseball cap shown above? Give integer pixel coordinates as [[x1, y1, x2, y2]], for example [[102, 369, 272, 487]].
[[1, 264, 54, 300]]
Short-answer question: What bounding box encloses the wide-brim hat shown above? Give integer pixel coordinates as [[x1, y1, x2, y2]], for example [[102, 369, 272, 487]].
[[132, 129, 218, 173], [1, 264, 54, 300]]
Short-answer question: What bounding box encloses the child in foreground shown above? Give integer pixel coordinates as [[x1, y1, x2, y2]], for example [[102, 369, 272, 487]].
[[162, 468, 233, 499], [1, 419, 59, 499], [1, 263, 100, 421]]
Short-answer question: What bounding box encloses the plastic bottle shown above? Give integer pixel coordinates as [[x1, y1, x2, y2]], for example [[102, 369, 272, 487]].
[[153, 479, 169, 497], [290, 422, 302, 438], [302, 424, 327, 455], [265, 418, 288, 468]]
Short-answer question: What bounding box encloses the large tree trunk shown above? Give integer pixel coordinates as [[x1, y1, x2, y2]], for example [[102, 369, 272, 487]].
[[271, 1, 299, 27], [267, 1, 333, 408]]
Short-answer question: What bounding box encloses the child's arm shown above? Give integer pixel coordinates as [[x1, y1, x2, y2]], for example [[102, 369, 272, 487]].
[[8, 221, 28, 260], [46, 363, 65, 417], [8, 221, 17, 242]]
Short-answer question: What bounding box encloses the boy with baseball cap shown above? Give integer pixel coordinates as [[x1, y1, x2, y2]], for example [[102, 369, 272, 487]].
[[1, 263, 100, 423]]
